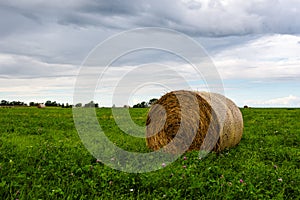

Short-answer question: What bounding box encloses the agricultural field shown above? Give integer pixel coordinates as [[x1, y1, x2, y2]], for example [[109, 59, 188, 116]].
[[0, 107, 299, 199]]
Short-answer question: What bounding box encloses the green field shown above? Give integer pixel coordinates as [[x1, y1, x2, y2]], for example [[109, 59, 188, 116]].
[[0, 107, 299, 199]]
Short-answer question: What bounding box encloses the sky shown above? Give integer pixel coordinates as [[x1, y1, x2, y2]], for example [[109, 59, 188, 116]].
[[0, 0, 300, 107]]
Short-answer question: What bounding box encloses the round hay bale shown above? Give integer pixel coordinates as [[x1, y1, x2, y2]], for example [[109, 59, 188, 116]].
[[37, 104, 46, 108], [146, 90, 243, 153]]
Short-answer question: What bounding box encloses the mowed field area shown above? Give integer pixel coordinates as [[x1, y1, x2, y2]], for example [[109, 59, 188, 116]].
[[0, 107, 299, 199]]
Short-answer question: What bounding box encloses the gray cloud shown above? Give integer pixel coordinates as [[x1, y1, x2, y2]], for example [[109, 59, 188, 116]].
[[0, 0, 299, 71], [1, 0, 300, 106], [0, 6, 41, 38], [79, 0, 143, 16], [0, 54, 78, 79], [1, 0, 300, 38], [72, 0, 297, 36]]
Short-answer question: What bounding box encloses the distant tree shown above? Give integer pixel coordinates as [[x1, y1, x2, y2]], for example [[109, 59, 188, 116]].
[[141, 101, 148, 107], [0, 100, 26, 106], [84, 101, 98, 108], [75, 103, 82, 107], [30, 102, 41, 106], [18, 101, 26, 106], [45, 101, 51, 106], [65, 103, 72, 108], [132, 103, 139, 108], [133, 101, 148, 108], [45, 100, 60, 107], [148, 98, 158, 106], [133, 98, 159, 108], [1, 100, 8, 106]]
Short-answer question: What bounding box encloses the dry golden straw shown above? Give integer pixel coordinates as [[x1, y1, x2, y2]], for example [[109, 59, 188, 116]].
[[146, 90, 243, 153]]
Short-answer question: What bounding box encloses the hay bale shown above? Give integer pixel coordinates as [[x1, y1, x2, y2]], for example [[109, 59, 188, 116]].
[[146, 90, 243, 153], [37, 104, 46, 108]]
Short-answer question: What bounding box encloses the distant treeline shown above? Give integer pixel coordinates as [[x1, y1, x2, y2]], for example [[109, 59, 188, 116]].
[[132, 98, 158, 108], [0, 100, 73, 108], [0, 100, 27, 106], [0, 100, 102, 108], [74, 101, 99, 108], [1, 98, 158, 108]]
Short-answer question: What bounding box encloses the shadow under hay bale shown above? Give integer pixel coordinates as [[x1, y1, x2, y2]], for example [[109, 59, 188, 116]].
[[146, 90, 243, 154]]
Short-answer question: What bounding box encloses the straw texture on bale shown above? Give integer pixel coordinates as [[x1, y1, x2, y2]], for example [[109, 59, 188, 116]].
[[146, 90, 243, 153]]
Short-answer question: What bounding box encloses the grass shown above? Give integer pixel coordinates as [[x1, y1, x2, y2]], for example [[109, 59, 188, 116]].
[[0, 107, 299, 199]]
